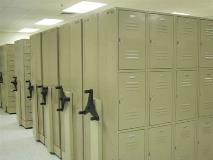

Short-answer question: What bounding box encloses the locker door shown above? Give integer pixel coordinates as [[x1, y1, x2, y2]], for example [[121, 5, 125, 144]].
[[42, 29, 59, 153], [119, 72, 146, 130], [119, 10, 146, 70], [176, 17, 198, 68], [58, 23, 73, 160], [175, 121, 196, 160], [70, 20, 84, 160], [149, 14, 174, 68], [198, 118, 213, 160], [82, 15, 99, 160], [150, 71, 173, 125], [176, 71, 197, 121], [30, 33, 45, 141], [119, 130, 145, 160], [200, 20, 213, 67], [199, 69, 213, 116], [149, 125, 172, 160]]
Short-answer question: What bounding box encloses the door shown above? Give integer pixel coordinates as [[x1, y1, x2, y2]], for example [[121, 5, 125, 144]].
[[176, 71, 197, 121], [30, 33, 44, 142], [149, 125, 172, 160], [200, 20, 213, 67], [119, 71, 146, 130], [149, 14, 174, 68], [150, 71, 173, 125], [198, 118, 213, 160], [119, 10, 146, 70], [176, 17, 198, 68], [174, 121, 196, 160], [199, 69, 213, 116]]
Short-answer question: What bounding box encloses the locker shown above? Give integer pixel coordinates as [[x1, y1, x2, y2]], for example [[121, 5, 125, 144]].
[[176, 17, 198, 68], [119, 72, 146, 130], [199, 69, 213, 116], [200, 20, 213, 67], [176, 71, 197, 121], [148, 125, 172, 160], [174, 121, 196, 160], [149, 14, 174, 68], [119, 130, 145, 160], [198, 118, 213, 160], [150, 71, 173, 125], [119, 11, 146, 70]]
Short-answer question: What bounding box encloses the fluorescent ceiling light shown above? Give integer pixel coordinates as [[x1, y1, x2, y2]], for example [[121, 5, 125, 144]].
[[172, 12, 190, 16], [35, 19, 64, 26], [63, 1, 107, 13], [18, 28, 39, 33]]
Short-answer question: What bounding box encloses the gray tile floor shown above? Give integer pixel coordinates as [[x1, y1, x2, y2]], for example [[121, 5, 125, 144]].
[[0, 108, 59, 160]]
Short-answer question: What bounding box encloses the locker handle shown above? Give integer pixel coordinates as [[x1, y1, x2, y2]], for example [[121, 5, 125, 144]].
[[11, 76, 17, 92], [26, 80, 34, 99], [79, 89, 99, 121], [0, 72, 3, 83], [56, 86, 70, 112], [40, 86, 48, 105]]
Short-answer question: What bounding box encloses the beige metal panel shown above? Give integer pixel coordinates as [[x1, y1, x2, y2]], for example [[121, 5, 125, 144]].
[[149, 14, 174, 68], [198, 118, 213, 160], [119, 130, 145, 160], [200, 20, 213, 67], [199, 69, 213, 116], [150, 71, 173, 125], [174, 121, 196, 160], [176, 71, 197, 121], [149, 125, 172, 160], [176, 17, 198, 68], [70, 20, 84, 160], [119, 10, 146, 70], [119, 71, 146, 130]]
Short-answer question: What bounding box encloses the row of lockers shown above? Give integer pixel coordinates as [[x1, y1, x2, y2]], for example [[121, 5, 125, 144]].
[[119, 118, 213, 160], [118, 11, 213, 69]]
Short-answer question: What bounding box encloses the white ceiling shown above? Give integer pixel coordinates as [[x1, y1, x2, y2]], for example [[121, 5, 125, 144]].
[[0, 0, 213, 44]]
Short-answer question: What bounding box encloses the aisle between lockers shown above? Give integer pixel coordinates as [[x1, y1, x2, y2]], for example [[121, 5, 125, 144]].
[[0, 108, 59, 160]]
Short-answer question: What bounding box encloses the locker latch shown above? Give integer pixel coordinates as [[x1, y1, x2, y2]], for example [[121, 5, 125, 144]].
[[56, 86, 70, 112], [26, 80, 34, 99], [0, 72, 3, 83], [39, 86, 48, 105], [79, 89, 99, 121], [11, 76, 17, 92]]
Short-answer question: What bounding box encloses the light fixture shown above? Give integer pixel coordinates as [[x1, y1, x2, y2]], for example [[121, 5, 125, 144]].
[[63, 1, 107, 13], [35, 19, 64, 26], [172, 12, 190, 16], [18, 28, 39, 33]]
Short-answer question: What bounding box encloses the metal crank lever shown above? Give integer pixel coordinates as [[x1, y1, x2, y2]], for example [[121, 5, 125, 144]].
[[0, 72, 3, 83], [40, 86, 48, 105], [79, 89, 99, 121], [11, 76, 17, 92], [26, 80, 34, 99], [56, 86, 70, 112]]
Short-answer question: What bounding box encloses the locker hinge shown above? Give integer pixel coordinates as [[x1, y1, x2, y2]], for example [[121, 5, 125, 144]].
[[198, 140, 200, 144], [174, 146, 177, 150], [148, 152, 151, 156], [118, 99, 121, 104], [177, 41, 180, 45], [118, 38, 121, 43], [149, 97, 152, 101], [150, 39, 152, 43]]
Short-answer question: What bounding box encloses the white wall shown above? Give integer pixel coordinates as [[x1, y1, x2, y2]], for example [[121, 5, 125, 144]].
[[0, 32, 29, 45]]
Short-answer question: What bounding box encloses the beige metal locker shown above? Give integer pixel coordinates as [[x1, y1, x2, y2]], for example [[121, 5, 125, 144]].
[[119, 10, 146, 70], [199, 69, 213, 117], [174, 121, 196, 160], [200, 19, 213, 67], [176, 71, 197, 121], [149, 14, 174, 68], [176, 17, 198, 68], [150, 71, 173, 125], [148, 125, 172, 160], [198, 118, 213, 160], [30, 33, 44, 142]]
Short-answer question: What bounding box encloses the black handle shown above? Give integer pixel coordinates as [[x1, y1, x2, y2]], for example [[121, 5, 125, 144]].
[[56, 86, 70, 112], [40, 86, 48, 105], [79, 89, 99, 121], [0, 72, 3, 83], [11, 77, 17, 92], [26, 80, 34, 99]]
